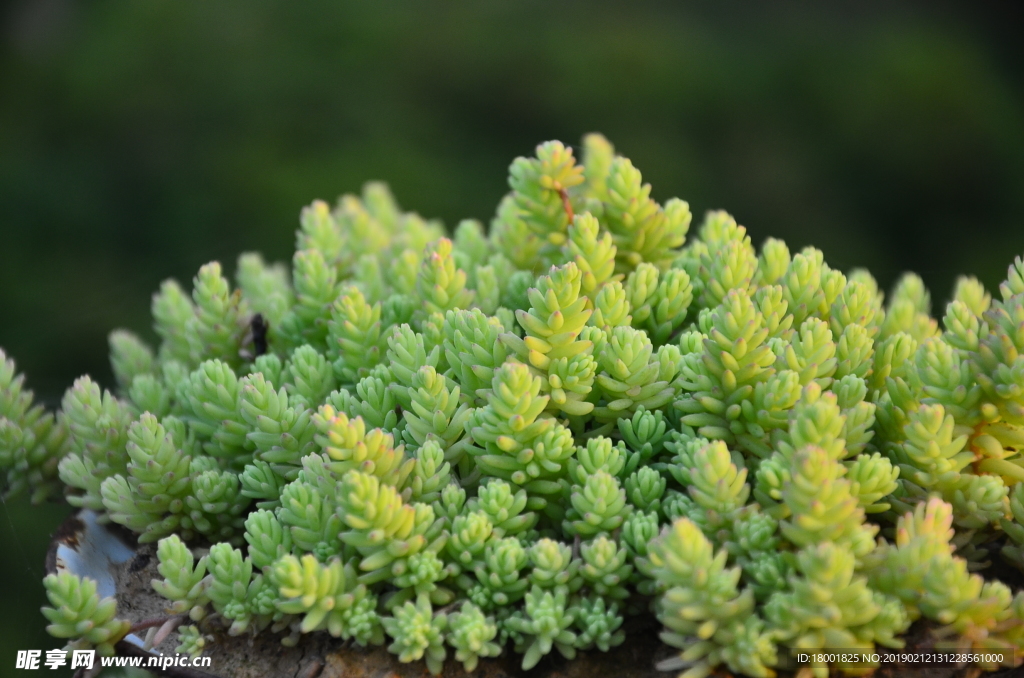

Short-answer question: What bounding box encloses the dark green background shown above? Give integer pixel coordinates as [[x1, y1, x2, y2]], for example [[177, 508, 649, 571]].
[[2, 1, 1023, 675]]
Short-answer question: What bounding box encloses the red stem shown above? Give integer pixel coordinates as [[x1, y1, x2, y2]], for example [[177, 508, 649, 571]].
[[127, 615, 180, 635], [558, 187, 574, 223]]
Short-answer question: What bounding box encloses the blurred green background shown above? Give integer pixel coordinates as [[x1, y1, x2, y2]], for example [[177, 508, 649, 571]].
[[1, 1, 1023, 675]]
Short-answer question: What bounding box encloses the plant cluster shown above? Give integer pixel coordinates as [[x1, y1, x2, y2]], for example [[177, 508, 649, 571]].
[[5, 135, 1024, 677]]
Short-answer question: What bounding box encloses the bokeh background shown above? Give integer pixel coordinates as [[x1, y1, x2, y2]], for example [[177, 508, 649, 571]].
[[2, 1, 1023, 674]]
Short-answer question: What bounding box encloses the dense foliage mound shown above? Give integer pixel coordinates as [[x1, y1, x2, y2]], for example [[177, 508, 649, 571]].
[[4, 135, 1024, 678]]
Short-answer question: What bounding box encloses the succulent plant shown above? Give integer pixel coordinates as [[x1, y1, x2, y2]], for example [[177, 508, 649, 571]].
[[151, 534, 209, 620], [41, 573, 131, 656], [446, 601, 502, 671], [7, 134, 1024, 676], [381, 594, 448, 675]]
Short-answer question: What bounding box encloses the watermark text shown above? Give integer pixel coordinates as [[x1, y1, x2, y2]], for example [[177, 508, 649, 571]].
[[16, 649, 211, 671]]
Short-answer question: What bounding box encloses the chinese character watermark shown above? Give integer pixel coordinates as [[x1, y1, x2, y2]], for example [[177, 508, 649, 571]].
[[15, 648, 94, 670], [71, 650, 95, 669], [43, 650, 66, 670], [15, 650, 41, 670]]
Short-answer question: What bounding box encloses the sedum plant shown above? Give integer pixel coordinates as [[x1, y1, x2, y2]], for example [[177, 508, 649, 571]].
[[446, 600, 502, 671], [41, 572, 131, 656], [4, 134, 1024, 676]]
